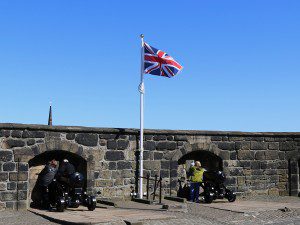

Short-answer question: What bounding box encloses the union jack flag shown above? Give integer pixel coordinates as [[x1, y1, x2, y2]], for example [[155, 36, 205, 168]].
[[143, 42, 183, 78]]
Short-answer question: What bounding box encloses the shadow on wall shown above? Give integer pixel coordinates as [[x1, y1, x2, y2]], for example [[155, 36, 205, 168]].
[[178, 150, 223, 172], [28, 150, 87, 205]]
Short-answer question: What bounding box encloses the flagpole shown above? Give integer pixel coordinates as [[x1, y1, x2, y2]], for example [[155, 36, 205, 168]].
[[139, 34, 145, 199]]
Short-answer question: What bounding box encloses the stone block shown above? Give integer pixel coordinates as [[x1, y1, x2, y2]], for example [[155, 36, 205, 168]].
[[99, 134, 117, 140], [66, 133, 75, 140], [174, 135, 188, 141], [230, 151, 237, 160], [0, 130, 10, 137], [75, 133, 98, 146], [0, 192, 17, 201], [219, 151, 230, 160], [144, 161, 160, 170], [154, 152, 163, 160], [160, 170, 169, 178], [114, 178, 124, 186], [0, 183, 6, 191], [225, 177, 236, 186], [265, 151, 279, 160], [218, 142, 235, 150], [255, 151, 265, 160], [5, 138, 25, 148], [279, 142, 296, 151], [167, 135, 174, 141], [251, 161, 260, 170], [9, 172, 28, 181], [239, 161, 251, 168], [229, 136, 244, 141], [94, 180, 114, 187], [153, 135, 167, 141], [229, 167, 244, 176], [121, 169, 134, 178], [144, 135, 153, 141], [170, 169, 178, 177], [26, 139, 35, 146], [0, 151, 13, 162], [11, 130, 22, 138], [156, 142, 168, 150], [3, 162, 15, 171], [117, 161, 132, 170], [268, 188, 279, 195], [237, 150, 254, 160], [167, 142, 177, 150], [246, 137, 264, 141], [237, 177, 245, 186], [211, 136, 222, 141], [250, 142, 268, 150], [7, 182, 16, 190], [117, 140, 129, 150], [100, 170, 112, 179], [109, 162, 117, 170], [268, 142, 279, 150], [0, 173, 8, 181], [105, 151, 125, 161], [161, 161, 170, 170], [22, 130, 45, 138], [264, 137, 275, 142], [144, 141, 155, 150], [107, 140, 117, 149]]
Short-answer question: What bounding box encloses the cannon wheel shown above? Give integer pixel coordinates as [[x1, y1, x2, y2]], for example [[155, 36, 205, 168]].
[[204, 192, 214, 204], [56, 197, 65, 212], [227, 192, 236, 202], [87, 196, 96, 211]]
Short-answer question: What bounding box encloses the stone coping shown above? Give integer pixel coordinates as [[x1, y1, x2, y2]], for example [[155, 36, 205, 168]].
[[0, 123, 300, 137]]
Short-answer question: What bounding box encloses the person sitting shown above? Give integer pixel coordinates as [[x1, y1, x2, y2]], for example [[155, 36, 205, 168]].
[[188, 161, 205, 202], [37, 159, 58, 209]]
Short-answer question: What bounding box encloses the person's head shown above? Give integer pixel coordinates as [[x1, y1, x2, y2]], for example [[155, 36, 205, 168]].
[[49, 159, 58, 167], [195, 161, 201, 168]]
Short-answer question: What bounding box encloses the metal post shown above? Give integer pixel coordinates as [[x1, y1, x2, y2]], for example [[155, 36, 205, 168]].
[[153, 175, 158, 201], [138, 34, 145, 199], [146, 173, 150, 200], [159, 177, 162, 204]]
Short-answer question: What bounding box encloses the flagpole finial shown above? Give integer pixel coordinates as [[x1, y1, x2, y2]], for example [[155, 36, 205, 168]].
[[140, 34, 144, 38]]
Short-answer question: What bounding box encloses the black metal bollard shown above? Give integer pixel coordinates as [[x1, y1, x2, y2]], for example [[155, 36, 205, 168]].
[[153, 175, 158, 201], [159, 177, 162, 204], [146, 173, 150, 200]]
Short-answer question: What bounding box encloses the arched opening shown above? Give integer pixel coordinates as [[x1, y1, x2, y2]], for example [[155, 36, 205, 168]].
[[288, 158, 300, 196], [178, 150, 223, 171], [28, 150, 87, 206]]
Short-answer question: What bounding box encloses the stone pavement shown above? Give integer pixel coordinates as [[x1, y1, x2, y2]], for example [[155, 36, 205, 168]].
[[2, 196, 300, 225]]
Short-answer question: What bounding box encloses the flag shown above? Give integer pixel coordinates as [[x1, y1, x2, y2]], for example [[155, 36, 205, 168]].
[[143, 42, 183, 78]]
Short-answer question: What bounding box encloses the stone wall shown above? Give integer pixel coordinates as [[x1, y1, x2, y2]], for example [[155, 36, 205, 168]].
[[0, 123, 299, 210]]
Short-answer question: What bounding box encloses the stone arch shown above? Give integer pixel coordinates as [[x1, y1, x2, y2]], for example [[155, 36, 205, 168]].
[[286, 150, 300, 196]]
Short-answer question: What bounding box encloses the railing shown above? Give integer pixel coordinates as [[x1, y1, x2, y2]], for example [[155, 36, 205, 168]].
[[138, 174, 163, 204]]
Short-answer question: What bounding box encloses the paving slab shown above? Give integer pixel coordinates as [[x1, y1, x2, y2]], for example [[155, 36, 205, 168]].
[[29, 205, 176, 224], [197, 198, 300, 213]]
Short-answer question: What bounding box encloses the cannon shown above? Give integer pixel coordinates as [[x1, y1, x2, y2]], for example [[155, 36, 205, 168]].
[[48, 172, 96, 212], [202, 170, 236, 203]]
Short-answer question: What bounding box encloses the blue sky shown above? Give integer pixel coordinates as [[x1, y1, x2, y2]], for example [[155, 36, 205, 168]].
[[0, 1, 299, 132]]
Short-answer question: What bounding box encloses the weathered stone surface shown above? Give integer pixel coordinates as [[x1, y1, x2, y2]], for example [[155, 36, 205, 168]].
[[0, 192, 17, 201], [268, 142, 279, 150], [265, 151, 279, 160], [144, 141, 155, 150], [7, 182, 16, 190], [0, 151, 13, 162], [11, 130, 22, 138], [219, 151, 230, 160], [9, 172, 28, 181], [218, 142, 235, 150], [230, 151, 237, 160], [229, 136, 244, 141], [160, 170, 169, 178], [108, 162, 117, 170], [99, 170, 111, 179], [174, 135, 188, 141], [117, 161, 132, 170], [75, 133, 98, 146], [166, 142, 177, 150], [105, 151, 125, 161], [66, 133, 75, 140], [237, 150, 254, 160], [107, 140, 117, 149], [0, 173, 8, 181], [153, 135, 167, 141], [161, 161, 170, 170], [94, 180, 113, 187], [156, 142, 168, 150], [250, 141, 268, 150], [0, 130, 10, 137], [167, 135, 174, 141], [26, 139, 35, 146], [117, 140, 129, 150], [154, 152, 163, 160], [279, 142, 296, 151], [99, 134, 117, 140], [5, 139, 25, 148], [22, 130, 45, 138], [3, 162, 15, 171], [229, 167, 244, 176], [255, 151, 265, 160], [121, 169, 134, 178], [0, 182, 6, 191], [144, 161, 160, 170]]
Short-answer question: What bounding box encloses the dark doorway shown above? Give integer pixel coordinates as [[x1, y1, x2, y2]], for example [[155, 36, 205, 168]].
[[28, 150, 87, 206], [178, 150, 223, 171]]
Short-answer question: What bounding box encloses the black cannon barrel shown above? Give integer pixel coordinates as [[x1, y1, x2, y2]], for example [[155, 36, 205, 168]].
[[203, 171, 226, 184]]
